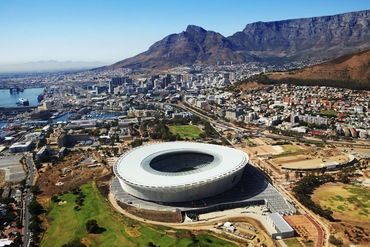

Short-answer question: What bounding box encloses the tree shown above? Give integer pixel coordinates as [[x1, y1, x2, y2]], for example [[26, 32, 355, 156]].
[[9, 232, 23, 247], [191, 115, 201, 125], [148, 242, 157, 247], [62, 238, 86, 247], [130, 139, 143, 148], [329, 235, 343, 246], [30, 185, 41, 195], [34, 161, 43, 170], [86, 219, 99, 233], [29, 215, 44, 238], [28, 199, 45, 215], [285, 172, 290, 181]]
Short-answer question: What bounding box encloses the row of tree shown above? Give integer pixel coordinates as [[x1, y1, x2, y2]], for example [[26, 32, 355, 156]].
[[292, 174, 337, 221], [28, 198, 46, 245]]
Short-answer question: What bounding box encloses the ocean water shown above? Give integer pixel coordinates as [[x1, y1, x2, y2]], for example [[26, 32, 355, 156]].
[[0, 88, 45, 107], [0, 122, 7, 129]]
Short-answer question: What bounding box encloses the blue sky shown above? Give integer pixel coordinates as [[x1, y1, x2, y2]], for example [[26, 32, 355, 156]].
[[0, 0, 369, 65]]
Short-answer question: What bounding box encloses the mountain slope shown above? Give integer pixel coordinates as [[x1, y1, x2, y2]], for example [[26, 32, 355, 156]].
[[104, 9, 370, 70], [267, 49, 370, 84]]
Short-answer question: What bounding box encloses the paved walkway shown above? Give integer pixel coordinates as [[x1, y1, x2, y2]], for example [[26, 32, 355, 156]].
[[108, 193, 290, 246]]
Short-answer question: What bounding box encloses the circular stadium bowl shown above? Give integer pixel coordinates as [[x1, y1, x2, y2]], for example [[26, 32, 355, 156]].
[[113, 142, 249, 203]]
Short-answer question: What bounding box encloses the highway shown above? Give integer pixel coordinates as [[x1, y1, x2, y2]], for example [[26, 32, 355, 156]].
[[23, 154, 36, 247]]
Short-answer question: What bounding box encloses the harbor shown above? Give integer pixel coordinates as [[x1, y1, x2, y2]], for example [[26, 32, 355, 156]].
[[0, 88, 44, 107]]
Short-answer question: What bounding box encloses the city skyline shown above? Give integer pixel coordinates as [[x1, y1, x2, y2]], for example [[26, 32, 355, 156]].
[[0, 0, 369, 68]]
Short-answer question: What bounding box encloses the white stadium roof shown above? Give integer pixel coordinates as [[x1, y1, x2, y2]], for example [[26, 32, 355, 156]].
[[114, 142, 248, 188]]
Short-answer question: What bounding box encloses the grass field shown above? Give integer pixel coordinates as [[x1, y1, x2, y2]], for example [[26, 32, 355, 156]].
[[320, 109, 338, 117], [169, 125, 203, 139], [41, 182, 235, 247], [284, 238, 314, 247], [284, 238, 302, 247], [281, 144, 302, 154], [313, 184, 370, 221], [243, 137, 255, 146]]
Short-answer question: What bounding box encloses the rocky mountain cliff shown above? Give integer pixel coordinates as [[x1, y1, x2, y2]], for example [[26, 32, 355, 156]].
[[106, 10, 370, 70], [229, 10, 370, 62]]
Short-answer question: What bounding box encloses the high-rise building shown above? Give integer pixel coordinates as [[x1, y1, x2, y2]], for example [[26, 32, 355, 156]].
[[230, 72, 236, 81], [109, 77, 126, 93], [183, 73, 189, 82], [164, 74, 172, 87], [43, 101, 52, 110], [175, 74, 183, 83]]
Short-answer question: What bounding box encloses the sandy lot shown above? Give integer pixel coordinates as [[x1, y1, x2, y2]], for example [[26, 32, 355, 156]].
[[272, 153, 349, 169]]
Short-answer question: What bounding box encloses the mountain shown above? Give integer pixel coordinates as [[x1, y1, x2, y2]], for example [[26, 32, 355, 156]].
[[0, 60, 106, 73], [107, 25, 245, 70], [104, 10, 370, 70], [228, 10, 370, 63], [266, 49, 370, 84]]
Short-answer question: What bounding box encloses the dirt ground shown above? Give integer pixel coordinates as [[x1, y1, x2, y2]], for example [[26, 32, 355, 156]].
[[284, 214, 321, 246], [37, 150, 111, 197], [220, 217, 277, 247], [270, 147, 348, 170], [235, 137, 283, 157], [117, 201, 183, 223]]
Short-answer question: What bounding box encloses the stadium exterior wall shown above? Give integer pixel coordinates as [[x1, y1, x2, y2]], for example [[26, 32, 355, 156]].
[[117, 167, 245, 202], [113, 142, 249, 203]]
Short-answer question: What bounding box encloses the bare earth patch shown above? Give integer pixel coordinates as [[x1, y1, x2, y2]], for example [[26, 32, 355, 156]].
[[125, 227, 142, 238]]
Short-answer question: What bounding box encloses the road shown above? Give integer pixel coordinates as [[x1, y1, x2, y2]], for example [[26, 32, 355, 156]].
[[23, 154, 36, 247], [278, 185, 330, 247], [175, 101, 331, 246]]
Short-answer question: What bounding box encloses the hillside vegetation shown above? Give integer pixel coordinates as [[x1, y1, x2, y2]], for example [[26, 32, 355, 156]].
[[252, 49, 370, 89]]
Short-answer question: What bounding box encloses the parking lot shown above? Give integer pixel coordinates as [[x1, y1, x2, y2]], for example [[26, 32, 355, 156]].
[[0, 153, 25, 182]]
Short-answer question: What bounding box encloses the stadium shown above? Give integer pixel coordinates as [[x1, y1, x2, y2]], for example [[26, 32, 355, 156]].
[[113, 142, 249, 203]]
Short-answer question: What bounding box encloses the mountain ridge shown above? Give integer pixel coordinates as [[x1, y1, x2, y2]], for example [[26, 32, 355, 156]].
[[103, 9, 370, 70]]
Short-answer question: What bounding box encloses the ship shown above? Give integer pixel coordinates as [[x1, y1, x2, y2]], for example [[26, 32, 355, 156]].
[[37, 94, 44, 102], [16, 98, 29, 106]]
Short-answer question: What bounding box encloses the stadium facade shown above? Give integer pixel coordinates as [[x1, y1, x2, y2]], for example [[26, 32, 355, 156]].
[[113, 142, 249, 203]]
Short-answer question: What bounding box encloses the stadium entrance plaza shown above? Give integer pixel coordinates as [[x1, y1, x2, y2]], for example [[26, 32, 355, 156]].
[[196, 206, 276, 233]]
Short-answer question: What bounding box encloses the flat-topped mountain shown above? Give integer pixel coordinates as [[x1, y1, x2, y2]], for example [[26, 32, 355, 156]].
[[229, 10, 370, 63], [104, 10, 370, 70]]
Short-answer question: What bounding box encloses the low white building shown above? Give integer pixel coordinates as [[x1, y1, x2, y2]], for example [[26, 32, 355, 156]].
[[223, 222, 235, 232], [9, 141, 34, 153], [363, 179, 370, 188], [266, 212, 295, 239], [0, 239, 13, 247]]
